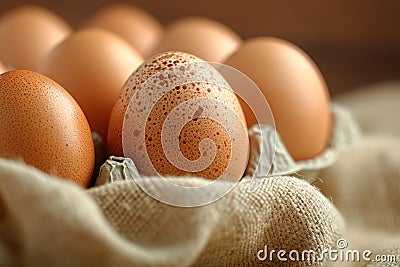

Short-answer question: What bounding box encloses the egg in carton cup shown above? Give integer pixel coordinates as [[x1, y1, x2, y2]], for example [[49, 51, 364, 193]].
[[94, 52, 361, 195], [96, 103, 360, 186], [245, 103, 361, 183]]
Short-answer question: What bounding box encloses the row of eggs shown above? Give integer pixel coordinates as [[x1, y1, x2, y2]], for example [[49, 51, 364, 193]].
[[0, 4, 331, 187]]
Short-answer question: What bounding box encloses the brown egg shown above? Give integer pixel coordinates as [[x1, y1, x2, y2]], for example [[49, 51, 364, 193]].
[[108, 51, 248, 180], [38, 29, 144, 141], [0, 5, 72, 70], [83, 3, 163, 58], [225, 37, 332, 161], [0, 70, 94, 187], [152, 17, 242, 63]]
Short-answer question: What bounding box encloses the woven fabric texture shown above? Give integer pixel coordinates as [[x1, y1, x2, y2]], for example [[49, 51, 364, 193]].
[[0, 158, 343, 266]]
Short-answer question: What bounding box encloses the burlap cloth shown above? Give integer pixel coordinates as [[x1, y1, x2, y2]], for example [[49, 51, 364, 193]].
[[0, 82, 399, 266]]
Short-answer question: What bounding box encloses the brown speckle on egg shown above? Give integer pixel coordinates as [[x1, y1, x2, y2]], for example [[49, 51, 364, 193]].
[[108, 51, 249, 180], [108, 51, 199, 156]]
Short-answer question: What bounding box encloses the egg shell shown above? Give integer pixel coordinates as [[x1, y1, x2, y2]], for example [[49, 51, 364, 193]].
[[83, 3, 164, 58], [0, 5, 72, 70], [0, 70, 95, 187], [38, 29, 144, 141], [108, 51, 248, 179], [152, 17, 242, 63], [225, 37, 332, 161]]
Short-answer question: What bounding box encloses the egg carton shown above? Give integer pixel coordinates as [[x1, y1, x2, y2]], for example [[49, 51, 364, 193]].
[[246, 103, 361, 182], [95, 103, 360, 186]]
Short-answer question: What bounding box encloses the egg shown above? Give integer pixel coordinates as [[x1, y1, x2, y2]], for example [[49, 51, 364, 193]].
[[108, 51, 249, 179], [0, 5, 72, 70], [38, 29, 144, 141], [225, 37, 331, 161], [152, 17, 242, 63], [83, 3, 164, 58], [0, 70, 94, 187]]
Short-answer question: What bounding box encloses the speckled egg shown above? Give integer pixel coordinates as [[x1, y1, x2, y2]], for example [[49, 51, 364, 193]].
[[108, 51, 249, 179], [0, 70, 95, 187]]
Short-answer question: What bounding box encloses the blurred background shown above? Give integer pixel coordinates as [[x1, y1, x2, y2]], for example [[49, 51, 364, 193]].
[[0, 0, 399, 95]]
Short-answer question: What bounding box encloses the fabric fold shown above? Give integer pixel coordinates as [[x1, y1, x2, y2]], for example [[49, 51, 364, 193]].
[[0, 158, 344, 266]]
